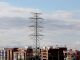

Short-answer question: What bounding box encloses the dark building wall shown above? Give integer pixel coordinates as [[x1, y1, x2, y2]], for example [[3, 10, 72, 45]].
[[48, 48, 58, 60], [48, 47, 67, 60], [59, 48, 67, 60], [26, 47, 33, 60]]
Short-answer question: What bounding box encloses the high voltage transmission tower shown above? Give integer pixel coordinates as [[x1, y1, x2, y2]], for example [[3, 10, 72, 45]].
[[29, 12, 43, 60]]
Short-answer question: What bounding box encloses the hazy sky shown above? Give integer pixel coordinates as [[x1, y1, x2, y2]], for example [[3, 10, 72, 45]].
[[0, 0, 80, 50]]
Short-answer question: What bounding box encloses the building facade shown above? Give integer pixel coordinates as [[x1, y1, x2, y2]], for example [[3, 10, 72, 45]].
[[40, 47, 48, 60]]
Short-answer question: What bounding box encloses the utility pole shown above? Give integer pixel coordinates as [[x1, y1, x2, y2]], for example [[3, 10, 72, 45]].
[[29, 12, 43, 60]]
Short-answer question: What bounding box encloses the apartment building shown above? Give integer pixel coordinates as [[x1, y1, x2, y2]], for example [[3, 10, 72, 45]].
[[40, 47, 48, 60]]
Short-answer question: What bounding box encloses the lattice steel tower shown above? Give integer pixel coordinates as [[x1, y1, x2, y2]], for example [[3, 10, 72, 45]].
[[29, 12, 43, 59]]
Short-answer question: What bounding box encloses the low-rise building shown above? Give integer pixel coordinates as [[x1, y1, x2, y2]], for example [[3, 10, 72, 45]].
[[40, 47, 48, 60]]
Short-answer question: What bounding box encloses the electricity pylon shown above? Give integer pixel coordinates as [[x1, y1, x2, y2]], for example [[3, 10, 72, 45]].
[[29, 12, 43, 60]]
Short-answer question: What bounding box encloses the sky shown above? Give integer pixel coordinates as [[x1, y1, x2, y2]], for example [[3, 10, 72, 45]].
[[0, 0, 80, 50]]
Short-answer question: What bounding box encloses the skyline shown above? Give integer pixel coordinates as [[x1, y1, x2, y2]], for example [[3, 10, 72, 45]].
[[0, 0, 80, 50]]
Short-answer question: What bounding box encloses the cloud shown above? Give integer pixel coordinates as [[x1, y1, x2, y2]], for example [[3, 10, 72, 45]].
[[43, 10, 80, 23], [42, 11, 80, 50], [51, 11, 73, 19], [0, 2, 80, 49], [0, 2, 40, 18], [0, 2, 41, 29], [0, 28, 33, 47], [0, 17, 29, 29], [42, 10, 80, 32]]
